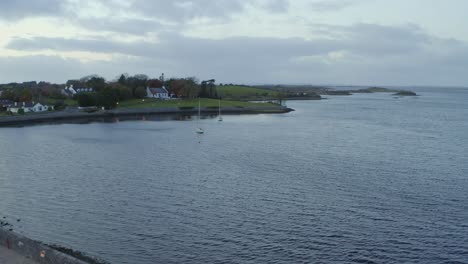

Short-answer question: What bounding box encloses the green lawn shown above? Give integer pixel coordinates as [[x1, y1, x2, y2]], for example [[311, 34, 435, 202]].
[[117, 98, 276, 109], [0, 111, 9, 117], [43, 97, 78, 107], [217, 85, 278, 99]]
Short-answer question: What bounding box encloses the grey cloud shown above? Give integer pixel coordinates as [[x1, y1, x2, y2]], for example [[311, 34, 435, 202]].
[[344, 23, 430, 55], [308, 0, 358, 12], [76, 17, 164, 35], [0, 55, 85, 83], [6, 23, 432, 59], [7, 37, 136, 54], [0, 0, 64, 20], [129, 0, 251, 23], [263, 0, 290, 13], [6, 34, 339, 60], [4, 22, 468, 86]]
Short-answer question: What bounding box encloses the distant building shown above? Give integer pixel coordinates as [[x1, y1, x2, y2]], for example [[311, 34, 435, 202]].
[[7, 102, 51, 113], [0, 99, 14, 107], [146, 87, 170, 99], [0, 99, 14, 111], [61, 85, 94, 97], [8, 102, 34, 113], [32, 103, 50, 112]]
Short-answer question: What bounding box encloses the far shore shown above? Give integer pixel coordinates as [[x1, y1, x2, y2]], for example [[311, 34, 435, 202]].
[[0, 105, 294, 127]]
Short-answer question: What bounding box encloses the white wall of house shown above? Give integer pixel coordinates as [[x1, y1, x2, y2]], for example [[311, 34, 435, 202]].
[[8, 107, 19, 113], [146, 87, 170, 99], [32, 103, 48, 112], [8, 103, 50, 113], [7, 107, 31, 113]]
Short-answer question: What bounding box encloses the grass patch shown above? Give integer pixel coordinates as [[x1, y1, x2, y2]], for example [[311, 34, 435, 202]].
[[43, 97, 78, 107], [117, 98, 276, 109], [217, 85, 278, 99]]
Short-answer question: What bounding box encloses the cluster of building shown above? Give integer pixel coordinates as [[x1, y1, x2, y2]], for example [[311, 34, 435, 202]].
[[0, 76, 174, 115], [61, 85, 95, 97], [60, 84, 172, 99], [0, 100, 52, 114]]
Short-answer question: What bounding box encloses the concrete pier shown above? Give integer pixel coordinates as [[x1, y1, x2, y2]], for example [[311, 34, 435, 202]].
[[0, 245, 37, 264], [0, 228, 88, 264]]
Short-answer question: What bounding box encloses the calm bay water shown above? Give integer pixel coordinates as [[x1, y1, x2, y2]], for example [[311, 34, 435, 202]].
[[1, 88, 468, 263]]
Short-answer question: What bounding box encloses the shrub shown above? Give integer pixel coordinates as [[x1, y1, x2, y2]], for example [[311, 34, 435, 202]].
[[76, 93, 96, 107]]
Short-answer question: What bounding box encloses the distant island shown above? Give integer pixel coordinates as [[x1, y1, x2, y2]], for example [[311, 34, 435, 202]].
[[253, 85, 418, 98], [393, 90, 418, 96]]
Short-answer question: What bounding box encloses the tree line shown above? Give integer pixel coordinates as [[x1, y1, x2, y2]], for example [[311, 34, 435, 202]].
[[0, 74, 220, 109]]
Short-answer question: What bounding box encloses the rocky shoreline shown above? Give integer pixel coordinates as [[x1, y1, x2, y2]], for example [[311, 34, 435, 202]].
[[1, 227, 98, 264], [0, 105, 294, 127]]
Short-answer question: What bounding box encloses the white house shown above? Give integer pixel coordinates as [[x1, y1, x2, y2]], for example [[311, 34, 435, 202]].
[[8, 102, 51, 113], [62, 85, 94, 97], [146, 87, 170, 99], [32, 103, 49, 112], [8, 102, 33, 113]]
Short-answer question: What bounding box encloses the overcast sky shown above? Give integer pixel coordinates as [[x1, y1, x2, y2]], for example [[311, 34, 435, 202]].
[[0, 0, 467, 86]]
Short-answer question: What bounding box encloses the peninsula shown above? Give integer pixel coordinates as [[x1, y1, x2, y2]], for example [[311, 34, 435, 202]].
[[0, 75, 293, 127]]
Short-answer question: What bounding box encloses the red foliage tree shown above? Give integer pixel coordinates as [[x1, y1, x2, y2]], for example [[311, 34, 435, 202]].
[[147, 79, 163, 88]]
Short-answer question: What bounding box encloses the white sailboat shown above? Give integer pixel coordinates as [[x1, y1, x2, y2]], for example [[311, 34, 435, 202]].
[[196, 99, 204, 134], [218, 99, 223, 122]]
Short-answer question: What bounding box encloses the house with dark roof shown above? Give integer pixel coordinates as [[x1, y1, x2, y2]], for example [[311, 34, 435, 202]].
[[7, 102, 51, 113], [61, 85, 95, 97], [8, 102, 34, 113], [146, 87, 170, 99], [0, 99, 14, 111]]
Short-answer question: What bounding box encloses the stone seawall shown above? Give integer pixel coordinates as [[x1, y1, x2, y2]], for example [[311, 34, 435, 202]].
[[0, 228, 88, 264]]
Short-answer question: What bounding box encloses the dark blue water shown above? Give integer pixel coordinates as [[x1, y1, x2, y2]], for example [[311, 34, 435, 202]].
[[1, 88, 468, 263]]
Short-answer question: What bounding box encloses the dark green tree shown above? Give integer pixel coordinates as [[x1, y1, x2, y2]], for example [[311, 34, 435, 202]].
[[76, 93, 97, 107], [134, 86, 147, 99], [97, 87, 118, 109], [118, 74, 127, 85], [86, 77, 106, 91], [0, 89, 15, 100], [117, 86, 133, 101], [199, 79, 217, 98]]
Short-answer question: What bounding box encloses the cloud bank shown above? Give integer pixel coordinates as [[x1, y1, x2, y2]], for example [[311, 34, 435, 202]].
[[1, 0, 467, 86]]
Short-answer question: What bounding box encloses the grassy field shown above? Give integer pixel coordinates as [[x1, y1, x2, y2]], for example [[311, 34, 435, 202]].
[[217, 85, 278, 99], [117, 98, 277, 109], [43, 97, 78, 107]]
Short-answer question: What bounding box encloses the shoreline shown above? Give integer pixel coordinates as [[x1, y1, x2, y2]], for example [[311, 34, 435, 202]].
[[0, 228, 95, 264], [0, 105, 294, 127]]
